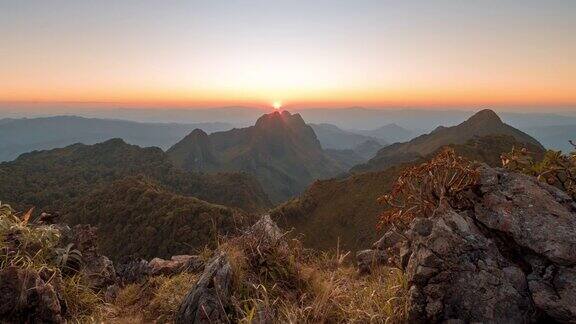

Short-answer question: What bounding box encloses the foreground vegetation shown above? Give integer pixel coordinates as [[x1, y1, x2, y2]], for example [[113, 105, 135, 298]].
[[502, 143, 576, 199], [0, 203, 101, 321], [1, 201, 408, 323], [64, 176, 254, 261]]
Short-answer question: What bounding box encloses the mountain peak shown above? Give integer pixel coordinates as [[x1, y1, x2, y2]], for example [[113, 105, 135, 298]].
[[465, 109, 502, 125], [254, 110, 306, 129], [101, 138, 128, 146], [186, 128, 208, 138]]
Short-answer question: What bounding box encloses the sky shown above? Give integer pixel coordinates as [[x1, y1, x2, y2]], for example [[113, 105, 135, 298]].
[[1, 0, 575, 110]]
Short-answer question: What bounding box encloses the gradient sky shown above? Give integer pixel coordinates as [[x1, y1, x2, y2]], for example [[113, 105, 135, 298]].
[[1, 0, 575, 109]]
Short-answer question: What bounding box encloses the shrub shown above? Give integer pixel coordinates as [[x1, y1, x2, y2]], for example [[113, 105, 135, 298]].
[[502, 144, 576, 199], [0, 203, 61, 271], [0, 202, 104, 321], [378, 148, 480, 228]]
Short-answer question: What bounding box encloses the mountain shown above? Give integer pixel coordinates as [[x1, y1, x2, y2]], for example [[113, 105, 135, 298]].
[[353, 123, 415, 143], [62, 176, 256, 261], [0, 138, 271, 213], [523, 125, 576, 153], [6, 104, 576, 132], [272, 133, 546, 253], [352, 139, 385, 160], [79, 106, 269, 126], [309, 123, 387, 150], [167, 111, 345, 203], [272, 165, 401, 252], [0, 116, 233, 162], [324, 149, 366, 169], [294, 107, 473, 130], [297, 107, 576, 131], [352, 109, 544, 173]]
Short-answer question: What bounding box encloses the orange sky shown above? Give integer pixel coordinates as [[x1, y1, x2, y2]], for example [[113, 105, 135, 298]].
[[1, 1, 575, 109]]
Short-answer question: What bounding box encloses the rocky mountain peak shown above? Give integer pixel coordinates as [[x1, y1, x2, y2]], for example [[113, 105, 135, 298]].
[[254, 110, 307, 130]]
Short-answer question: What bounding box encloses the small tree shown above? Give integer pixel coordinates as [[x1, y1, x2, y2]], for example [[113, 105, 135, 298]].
[[378, 148, 480, 228]]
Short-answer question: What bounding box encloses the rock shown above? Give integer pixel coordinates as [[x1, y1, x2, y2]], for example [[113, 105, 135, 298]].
[[116, 254, 205, 285], [116, 256, 151, 284], [176, 252, 233, 324], [245, 214, 284, 243], [356, 249, 389, 274], [105, 284, 121, 303], [186, 255, 206, 273], [372, 229, 406, 250], [149, 255, 203, 276], [474, 166, 576, 265], [0, 266, 64, 323], [83, 254, 116, 290], [370, 228, 409, 269], [69, 225, 117, 290], [403, 206, 534, 323], [528, 266, 576, 323], [365, 165, 576, 323], [149, 256, 186, 276], [176, 214, 287, 323]]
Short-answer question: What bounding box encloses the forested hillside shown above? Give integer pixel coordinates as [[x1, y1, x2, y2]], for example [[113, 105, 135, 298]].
[[0, 138, 271, 213]]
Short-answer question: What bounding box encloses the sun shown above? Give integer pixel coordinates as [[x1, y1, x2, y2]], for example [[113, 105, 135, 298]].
[[272, 101, 282, 110]]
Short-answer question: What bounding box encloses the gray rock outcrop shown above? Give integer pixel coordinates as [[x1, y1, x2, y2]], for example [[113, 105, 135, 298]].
[[361, 165, 576, 323]]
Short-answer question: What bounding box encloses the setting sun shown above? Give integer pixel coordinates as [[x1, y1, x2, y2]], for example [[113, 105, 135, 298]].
[[272, 101, 283, 110]]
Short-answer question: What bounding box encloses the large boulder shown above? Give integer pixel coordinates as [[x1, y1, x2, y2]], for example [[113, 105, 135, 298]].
[[0, 266, 64, 323], [363, 165, 576, 323]]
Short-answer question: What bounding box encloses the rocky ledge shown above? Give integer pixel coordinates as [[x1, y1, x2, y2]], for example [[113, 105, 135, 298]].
[[358, 165, 576, 323]]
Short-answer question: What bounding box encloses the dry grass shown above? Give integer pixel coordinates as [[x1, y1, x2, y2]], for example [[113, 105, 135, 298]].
[[0, 203, 61, 272], [60, 274, 104, 322], [220, 229, 408, 324], [0, 202, 108, 322], [146, 273, 198, 321], [282, 264, 407, 323], [110, 272, 198, 323]]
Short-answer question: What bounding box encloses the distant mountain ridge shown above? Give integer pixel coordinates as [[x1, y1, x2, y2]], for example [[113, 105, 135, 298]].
[[309, 123, 387, 150], [353, 123, 415, 143], [352, 109, 544, 173], [168, 111, 345, 203], [0, 115, 233, 162], [524, 125, 576, 153], [5, 105, 576, 131]]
